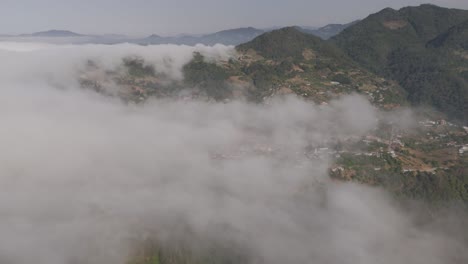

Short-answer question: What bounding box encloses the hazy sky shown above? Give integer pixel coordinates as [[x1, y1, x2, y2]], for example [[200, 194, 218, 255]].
[[1, 0, 468, 36]]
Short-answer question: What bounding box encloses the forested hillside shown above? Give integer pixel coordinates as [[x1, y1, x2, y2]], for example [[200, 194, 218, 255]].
[[332, 4, 468, 121]]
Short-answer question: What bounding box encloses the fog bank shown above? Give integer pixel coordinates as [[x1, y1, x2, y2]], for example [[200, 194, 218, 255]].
[[0, 43, 466, 264]]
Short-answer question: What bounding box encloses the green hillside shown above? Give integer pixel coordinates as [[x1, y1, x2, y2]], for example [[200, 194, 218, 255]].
[[78, 18, 466, 207], [79, 27, 408, 108], [235, 27, 407, 106], [333, 4, 468, 70], [428, 19, 468, 49], [332, 4, 468, 121], [237, 27, 348, 62]]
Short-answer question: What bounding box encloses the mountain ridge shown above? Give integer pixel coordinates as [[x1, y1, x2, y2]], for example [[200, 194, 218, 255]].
[[138, 27, 266, 46], [20, 30, 85, 37], [332, 4, 468, 121]]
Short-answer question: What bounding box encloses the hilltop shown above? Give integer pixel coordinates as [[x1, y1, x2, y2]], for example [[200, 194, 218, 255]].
[[237, 27, 347, 60], [22, 30, 85, 37], [333, 4, 468, 71], [232, 27, 407, 106]]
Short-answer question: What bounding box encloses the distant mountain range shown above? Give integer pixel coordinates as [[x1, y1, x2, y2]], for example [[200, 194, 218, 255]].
[[19, 30, 85, 37], [137, 27, 265, 46], [298, 21, 360, 39], [0, 22, 357, 45], [137, 23, 357, 45]]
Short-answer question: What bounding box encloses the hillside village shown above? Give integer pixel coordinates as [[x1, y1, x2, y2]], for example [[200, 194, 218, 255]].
[[77, 5, 468, 202], [78, 49, 467, 201]]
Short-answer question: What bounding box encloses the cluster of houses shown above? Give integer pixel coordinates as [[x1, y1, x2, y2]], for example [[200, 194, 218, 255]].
[[210, 116, 466, 176], [418, 119, 468, 156], [459, 145, 468, 155], [418, 119, 458, 127]]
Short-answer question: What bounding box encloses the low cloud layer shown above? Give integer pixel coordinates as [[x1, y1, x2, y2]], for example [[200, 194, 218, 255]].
[[0, 42, 234, 82], [0, 43, 466, 264]]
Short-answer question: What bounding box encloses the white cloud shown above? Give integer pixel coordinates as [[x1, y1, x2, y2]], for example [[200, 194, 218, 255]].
[[0, 42, 465, 264]]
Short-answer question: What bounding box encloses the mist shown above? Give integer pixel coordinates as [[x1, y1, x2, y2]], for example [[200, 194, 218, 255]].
[[0, 43, 466, 264]]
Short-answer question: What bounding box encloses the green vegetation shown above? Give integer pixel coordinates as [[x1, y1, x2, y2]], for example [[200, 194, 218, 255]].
[[124, 57, 156, 77], [428, 19, 468, 49], [103, 27, 410, 106], [182, 53, 232, 100], [85, 5, 468, 120], [334, 154, 468, 202], [234, 27, 408, 106], [237, 27, 349, 63], [398, 166, 468, 202], [332, 4, 468, 121], [81, 4, 468, 206]]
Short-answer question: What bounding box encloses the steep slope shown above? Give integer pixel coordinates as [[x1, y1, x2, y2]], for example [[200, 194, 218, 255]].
[[332, 4, 468, 121], [427, 19, 468, 49], [332, 4, 468, 72], [235, 27, 407, 106]]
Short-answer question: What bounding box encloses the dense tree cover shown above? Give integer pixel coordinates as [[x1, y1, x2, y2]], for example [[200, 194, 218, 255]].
[[237, 27, 349, 63], [393, 161, 468, 202], [182, 53, 231, 100], [334, 154, 468, 203], [332, 4, 468, 121], [234, 27, 409, 106], [427, 19, 468, 49], [124, 57, 156, 77], [386, 47, 468, 119]]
